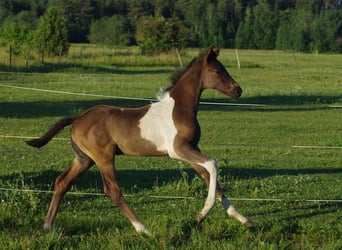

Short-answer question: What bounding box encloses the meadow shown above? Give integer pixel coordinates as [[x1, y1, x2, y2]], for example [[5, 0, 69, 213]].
[[0, 45, 341, 249]]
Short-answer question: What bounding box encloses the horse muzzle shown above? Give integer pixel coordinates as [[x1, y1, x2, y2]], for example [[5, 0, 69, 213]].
[[231, 86, 242, 100]]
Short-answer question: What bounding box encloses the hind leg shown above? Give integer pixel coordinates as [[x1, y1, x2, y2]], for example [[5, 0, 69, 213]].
[[97, 158, 150, 234], [44, 155, 93, 231], [73, 125, 150, 235]]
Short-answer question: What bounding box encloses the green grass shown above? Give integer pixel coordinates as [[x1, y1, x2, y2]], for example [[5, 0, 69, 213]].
[[0, 46, 341, 249]]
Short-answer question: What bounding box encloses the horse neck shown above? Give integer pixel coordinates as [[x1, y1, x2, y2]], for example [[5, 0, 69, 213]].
[[169, 64, 203, 116]]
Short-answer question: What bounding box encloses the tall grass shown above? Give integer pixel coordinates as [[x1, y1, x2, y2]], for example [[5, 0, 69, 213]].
[[0, 44, 194, 72]]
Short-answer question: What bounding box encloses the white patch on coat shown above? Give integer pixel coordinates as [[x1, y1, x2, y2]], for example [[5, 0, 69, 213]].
[[139, 93, 179, 158]]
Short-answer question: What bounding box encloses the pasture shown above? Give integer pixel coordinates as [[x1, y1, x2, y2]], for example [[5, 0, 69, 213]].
[[0, 46, 341, 249]]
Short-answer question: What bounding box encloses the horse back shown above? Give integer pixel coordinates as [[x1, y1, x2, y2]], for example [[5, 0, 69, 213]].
[[71, 105, 169, 157]]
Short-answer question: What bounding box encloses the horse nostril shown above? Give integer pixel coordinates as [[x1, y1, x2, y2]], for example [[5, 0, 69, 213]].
[[236, 87, 242, 97]]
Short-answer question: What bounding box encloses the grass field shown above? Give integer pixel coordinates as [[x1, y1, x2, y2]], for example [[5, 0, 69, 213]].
[[0, 46, 341, 249]]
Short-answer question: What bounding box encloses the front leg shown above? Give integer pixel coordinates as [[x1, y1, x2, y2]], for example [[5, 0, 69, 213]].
[[172, 143, 218, 221], [196, 159, 219, 221], [220, 195, 254, 227], [191, 162, 253, 227]]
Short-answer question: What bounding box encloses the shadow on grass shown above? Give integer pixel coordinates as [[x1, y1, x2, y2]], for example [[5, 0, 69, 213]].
[[200, 94, 341, 112], [0, 93, 341, 119], [166, 201, 341, 247], [248, 201, 342, 241], [167, 219, 200, 248], [280, 202, 342, 222], [0, 99, 150, 118], [0, 62, 172, 74], [0, 166, 341, 193], [251, 199, 341, 218]]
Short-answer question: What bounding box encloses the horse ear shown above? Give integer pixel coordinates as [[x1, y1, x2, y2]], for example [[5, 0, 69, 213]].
[[205, 45, 218, 62], [213, 47, 220, 56]]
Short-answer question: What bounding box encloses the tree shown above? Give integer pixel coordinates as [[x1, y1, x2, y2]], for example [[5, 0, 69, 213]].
[[174, 0, 246, 48], [0, 0, 341, 53], [205, 0, 244, 48], [235, 7, 255, 49], [88, 15, 135, 46], [93, 0, 129, 18], [48, 0, 94, 43], [312, 9, 342, 53], [136, 16, 186, 54], [174, 0, 208, 47], [290, 9, 313, 52], [0, 20, 33, 69], [252, 1, 278, 49], [35, 7, 69, 62], [128, 0, 154, 18], [223, 0, 243, 48], [236, 0, 279, 50], [0, 21, 27, 55], [0, 1, 11, 24], [276, 10, 292, 50]]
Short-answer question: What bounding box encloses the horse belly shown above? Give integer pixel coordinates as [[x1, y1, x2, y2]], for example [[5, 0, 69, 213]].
[[118, 139, 168, 156]]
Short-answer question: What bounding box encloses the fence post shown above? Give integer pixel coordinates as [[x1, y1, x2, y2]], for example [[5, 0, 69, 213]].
[[176, 48, 183, 67], [235, 49, 240, 69]]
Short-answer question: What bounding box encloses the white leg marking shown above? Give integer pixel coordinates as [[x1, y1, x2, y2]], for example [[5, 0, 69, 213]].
[[198, 160, 218, 220], [43, 222, 52, 231], [221, 196, 251, 225], [131, 221, 151, 235]]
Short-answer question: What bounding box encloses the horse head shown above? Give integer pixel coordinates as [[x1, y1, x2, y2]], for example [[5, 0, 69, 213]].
[[201, 45, 242, 100]]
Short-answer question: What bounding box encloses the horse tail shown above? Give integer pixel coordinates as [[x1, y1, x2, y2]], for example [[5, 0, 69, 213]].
[[26, 117, 76, 148]]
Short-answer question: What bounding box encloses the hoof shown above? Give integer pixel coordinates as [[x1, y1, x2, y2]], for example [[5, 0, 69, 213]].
[[133, 222, 152, 236], [43, 222, 52, 232], [137, 228, 152, 237], [196, 213, 205, 223], [243, 220, 254, 227]]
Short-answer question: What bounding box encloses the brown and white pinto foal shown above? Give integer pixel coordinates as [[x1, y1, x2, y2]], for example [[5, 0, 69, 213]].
[[27, 45, 253, 234]]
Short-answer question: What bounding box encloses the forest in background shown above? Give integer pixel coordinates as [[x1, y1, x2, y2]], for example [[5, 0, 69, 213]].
[[0, 0, 341, 57]]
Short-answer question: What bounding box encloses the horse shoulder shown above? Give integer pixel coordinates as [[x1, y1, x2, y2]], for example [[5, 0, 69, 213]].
[[138, 95, 178, 152]]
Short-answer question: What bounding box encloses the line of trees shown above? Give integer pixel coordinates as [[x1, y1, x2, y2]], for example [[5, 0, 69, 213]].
[[0, 0, 341, 57]]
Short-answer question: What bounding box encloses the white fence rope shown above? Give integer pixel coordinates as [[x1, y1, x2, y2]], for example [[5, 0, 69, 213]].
[[0, 83, 155, 102], [0, 83, 268, 106], [205, 143, 342, 150], [1, 187, 341, 203], [0, 83, 268, 107], [1, 134, 341, 150], [2, 83, 340, 108], [0, 135, 69, 141]]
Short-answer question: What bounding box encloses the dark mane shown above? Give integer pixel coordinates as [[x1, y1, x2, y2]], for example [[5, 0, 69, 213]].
[[169, 57, 197, 86], [162, 50, 206, 94]]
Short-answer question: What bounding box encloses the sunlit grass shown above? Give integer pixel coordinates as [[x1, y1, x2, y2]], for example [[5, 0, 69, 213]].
[[0, 46, 341, 249]]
